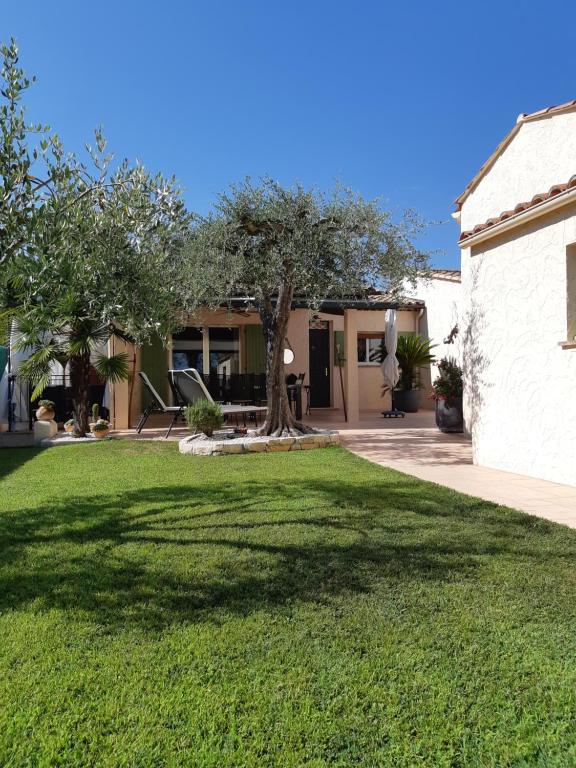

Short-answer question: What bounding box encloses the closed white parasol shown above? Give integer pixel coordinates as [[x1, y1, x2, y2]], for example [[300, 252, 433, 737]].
[[381, 308, 404, 418]]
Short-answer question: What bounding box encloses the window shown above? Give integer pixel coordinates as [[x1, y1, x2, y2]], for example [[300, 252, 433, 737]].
[[567, 246, 576, 342], [171, 327, 241, 375], [357, 333, 385, 365], [208, 327, 240, 376], [172, 327, 204, 372]]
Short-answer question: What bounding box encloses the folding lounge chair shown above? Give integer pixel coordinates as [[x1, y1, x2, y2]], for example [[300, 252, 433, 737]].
[[137, 371, 185, 438], [169, 369, 267, 427]]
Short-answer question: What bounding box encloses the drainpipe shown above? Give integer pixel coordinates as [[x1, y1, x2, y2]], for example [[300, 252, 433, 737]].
[[415, 307, 424, 334]]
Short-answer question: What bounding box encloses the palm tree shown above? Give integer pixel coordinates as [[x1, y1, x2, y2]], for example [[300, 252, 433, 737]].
[[13, 312, 131, 436], [395, 334, 436, 391]]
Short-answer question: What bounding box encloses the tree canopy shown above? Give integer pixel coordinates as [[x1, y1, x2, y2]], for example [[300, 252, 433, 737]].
[[182, 178, 428, 434], [183, 178, 427, 310]]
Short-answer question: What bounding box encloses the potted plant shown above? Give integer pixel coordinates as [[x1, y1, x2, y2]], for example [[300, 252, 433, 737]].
[[393, 335, 436, 413], [185, 401, 224, 438], [92, 418, 111, 439], [64, 419, 76, 434], [432, 357, 463, 432], [36, 399, 56, 421], [89, 403, 100, 432]]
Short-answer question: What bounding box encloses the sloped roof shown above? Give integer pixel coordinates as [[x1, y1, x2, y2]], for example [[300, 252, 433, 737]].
[[428, 269, 461, 283], [455, 100, 576, 209], [459, 175, 576, 242]]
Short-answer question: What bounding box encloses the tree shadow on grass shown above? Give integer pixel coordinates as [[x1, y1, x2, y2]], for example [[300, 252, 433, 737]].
[[0, 475, 572, 631], [0, 446, 44, 481]]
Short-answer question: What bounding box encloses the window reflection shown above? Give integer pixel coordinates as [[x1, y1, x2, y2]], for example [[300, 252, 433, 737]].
[[172, 328, 204, 373], [171, 327, 240, 376], [208, 327, 239, 376]]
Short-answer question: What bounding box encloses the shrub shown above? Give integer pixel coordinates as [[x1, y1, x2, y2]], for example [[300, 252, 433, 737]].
[[92, 418, 110, 432], [38, 399, 55, 408], [185, 401, 224, 437]]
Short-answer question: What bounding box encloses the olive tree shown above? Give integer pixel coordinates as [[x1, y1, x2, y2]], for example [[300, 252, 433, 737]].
[[183, 178, 427, 436], [0, 38, 62, 275], [8, 137, 190, 436], [0, 40, 191, 436]]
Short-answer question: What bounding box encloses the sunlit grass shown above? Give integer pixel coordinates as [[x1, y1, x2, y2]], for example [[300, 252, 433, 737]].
[[1, 441, 576, 766]]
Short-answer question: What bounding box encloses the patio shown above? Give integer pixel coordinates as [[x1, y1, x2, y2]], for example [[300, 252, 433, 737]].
[[112, 409, 576, 527]]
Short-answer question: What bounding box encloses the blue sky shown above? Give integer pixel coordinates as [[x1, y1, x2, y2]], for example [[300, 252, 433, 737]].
[[3, 0, 576, 268]]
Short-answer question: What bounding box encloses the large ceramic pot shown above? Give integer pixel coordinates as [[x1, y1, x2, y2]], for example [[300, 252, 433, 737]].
[[435, 397, 464, 433], [36, 405, 55, 421], [92, 427, 110, 440], [393, 389, 422, 413]]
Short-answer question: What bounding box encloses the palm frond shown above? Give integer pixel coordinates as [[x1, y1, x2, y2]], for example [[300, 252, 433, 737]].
[[30, 373, 52, 402], [67, 336, 93, 357], [18, 349, 57, 401], [109, 325, 136, 344], [0, 308, 18, 346], [93, 352, 130, 382]]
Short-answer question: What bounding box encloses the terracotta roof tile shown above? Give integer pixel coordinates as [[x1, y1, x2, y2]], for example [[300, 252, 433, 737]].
[[520, 100, 576, 120], [428, 269, 461, 282], [459, 175, 576, 242]]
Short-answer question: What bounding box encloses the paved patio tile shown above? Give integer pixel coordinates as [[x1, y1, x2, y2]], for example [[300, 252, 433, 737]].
[[303, 410, 576, 529]]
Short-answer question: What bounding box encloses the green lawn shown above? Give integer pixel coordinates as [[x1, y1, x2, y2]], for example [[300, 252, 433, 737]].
[[1, 442, 576, 767]]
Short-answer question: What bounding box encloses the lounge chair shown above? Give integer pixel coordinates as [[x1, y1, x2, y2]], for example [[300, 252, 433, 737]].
[[169, 368, 267, 427], [137, 371, 185, 438]]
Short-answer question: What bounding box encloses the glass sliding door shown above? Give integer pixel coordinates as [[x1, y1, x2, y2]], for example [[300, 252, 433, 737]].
[[171, 327, 204, 373], [208, 327, 240, 376]]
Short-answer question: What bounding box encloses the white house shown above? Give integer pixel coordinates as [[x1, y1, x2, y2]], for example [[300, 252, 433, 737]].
[[455, 100, 576, 487]]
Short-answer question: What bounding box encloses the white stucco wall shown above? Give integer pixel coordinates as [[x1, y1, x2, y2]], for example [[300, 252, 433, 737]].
[[461, 207, 576, 486], [404, 275, 462, 384], [461, 109, 576, 232]]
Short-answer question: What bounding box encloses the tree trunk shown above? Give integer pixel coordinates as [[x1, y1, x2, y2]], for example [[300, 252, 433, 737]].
[[70, 352, 91, 437], [257, 285, 311, 436]]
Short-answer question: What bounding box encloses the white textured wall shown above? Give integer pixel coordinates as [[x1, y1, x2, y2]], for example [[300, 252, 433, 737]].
[[461, 208, 576, 486], [404, 276, 462, 383], [462, 110, 576, 231]]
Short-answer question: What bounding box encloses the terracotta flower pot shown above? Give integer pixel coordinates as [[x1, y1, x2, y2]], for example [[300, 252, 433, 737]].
[[36, 406, 55, 421], [93, 428, 110, 440]]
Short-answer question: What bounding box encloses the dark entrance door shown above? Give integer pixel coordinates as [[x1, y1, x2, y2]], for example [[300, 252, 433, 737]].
[[309, 327, 331, 407]]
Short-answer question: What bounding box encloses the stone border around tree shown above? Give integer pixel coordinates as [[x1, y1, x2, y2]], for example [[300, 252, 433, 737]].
[[179, 430, 340, 456]]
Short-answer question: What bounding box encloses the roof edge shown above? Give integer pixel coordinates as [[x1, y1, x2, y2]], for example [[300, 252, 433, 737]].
[[455, 100, 576, 209], [458, 179, 576, 248]]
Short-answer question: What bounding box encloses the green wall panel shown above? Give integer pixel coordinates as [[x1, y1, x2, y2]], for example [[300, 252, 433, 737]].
[[140, 335, 169, 407], [245, 325, 266, 374]]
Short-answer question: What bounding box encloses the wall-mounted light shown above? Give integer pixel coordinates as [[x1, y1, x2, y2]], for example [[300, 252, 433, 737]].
[[283, 337, 295, 365]]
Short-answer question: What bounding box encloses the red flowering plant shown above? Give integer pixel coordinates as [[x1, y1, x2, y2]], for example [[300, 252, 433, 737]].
[[431, 357, 463, 401]]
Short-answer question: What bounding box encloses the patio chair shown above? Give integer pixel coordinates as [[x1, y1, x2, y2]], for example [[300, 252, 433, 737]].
[[169, 368, 267, 427], [137, 371, 185, 438]]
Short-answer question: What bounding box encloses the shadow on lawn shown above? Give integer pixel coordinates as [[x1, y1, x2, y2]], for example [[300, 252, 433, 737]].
[[0, 446, 44, 481], [0, 475, 570, 631]]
